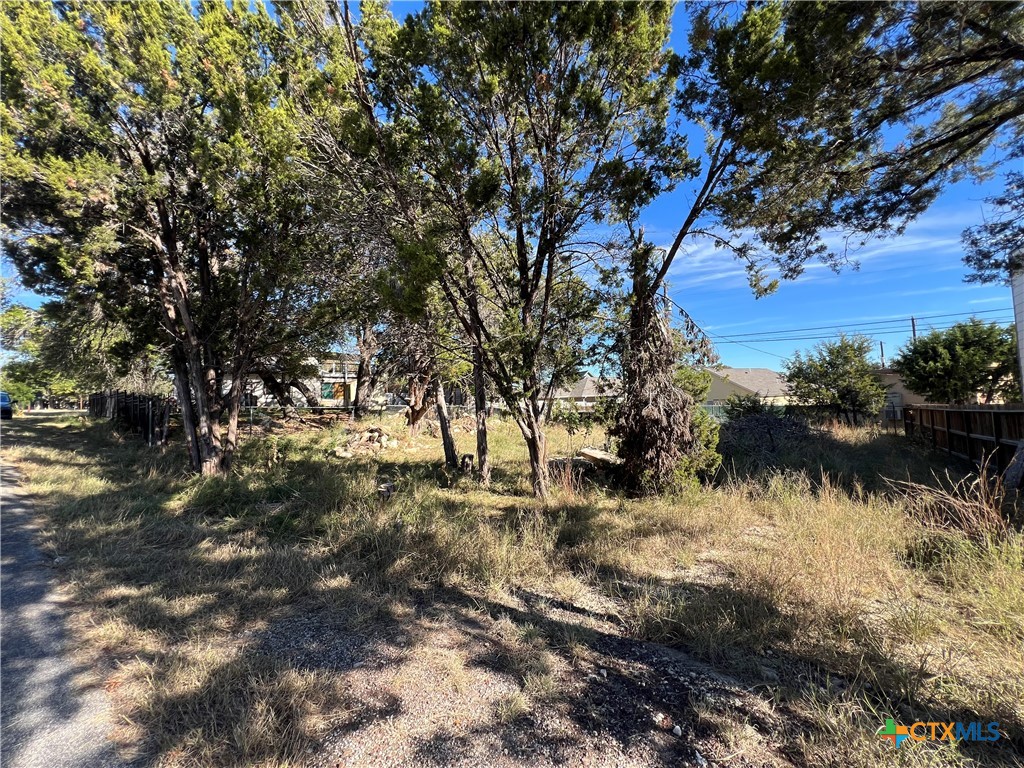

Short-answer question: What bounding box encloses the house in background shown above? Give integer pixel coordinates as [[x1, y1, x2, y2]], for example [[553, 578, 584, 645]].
[[872, 368, 928, 420], [545, 374, 620, 413], [705, 367, 791, 405], [873, 366, 1014, 413], [239, 354, 361, 408], [318, 354, 361, 406]]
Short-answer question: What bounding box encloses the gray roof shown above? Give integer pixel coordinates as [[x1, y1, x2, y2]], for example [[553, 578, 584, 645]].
[[710, 367, 789, 398], [551, 375, 620, 400]]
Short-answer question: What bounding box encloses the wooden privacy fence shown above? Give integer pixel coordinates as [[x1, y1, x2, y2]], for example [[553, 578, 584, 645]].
[[88, 390, 175, 446], [903, 404, 1024, 472]]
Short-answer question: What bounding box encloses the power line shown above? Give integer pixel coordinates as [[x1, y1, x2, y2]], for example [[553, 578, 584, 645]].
[[713, 307, 1012, 340], [662, 293, 788, 360], [713, 316, 1015, 344], [664, 294, 1013, 361], [710, 335, 788, 359]]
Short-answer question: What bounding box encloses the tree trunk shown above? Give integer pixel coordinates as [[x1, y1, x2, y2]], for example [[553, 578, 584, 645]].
[[260, 373, 298, 419], [170, 344, 225, 477], [517, 406, 549, 499], [290, 378, 323, 413], [149, 202, 227, 477], [354, 324, 378, 419], [186, 356, 223, 477], [220, 388, 243, 474], [406, 372, 432, 436], [436, 380, 459, 469], [613, 252, 694, 495], [473, 344, 491, 485], [172, 350, 202, 472]]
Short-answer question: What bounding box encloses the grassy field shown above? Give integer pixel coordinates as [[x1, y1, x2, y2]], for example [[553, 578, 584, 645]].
[[2, 412, 1022, 767]]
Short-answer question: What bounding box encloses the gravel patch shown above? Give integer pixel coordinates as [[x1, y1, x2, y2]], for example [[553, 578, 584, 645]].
[[264, 586, 793, 768]]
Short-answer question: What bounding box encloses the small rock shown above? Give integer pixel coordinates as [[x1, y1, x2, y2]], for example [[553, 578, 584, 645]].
[[694, 751, 708, 768], [672, 725, 682, 737], [653, 712, 664, 724], [758, 664, 779, 682], [599, 668, 607, 678]]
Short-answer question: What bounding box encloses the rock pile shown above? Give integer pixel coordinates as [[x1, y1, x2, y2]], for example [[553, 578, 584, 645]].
[[332, 425, 400, 458]]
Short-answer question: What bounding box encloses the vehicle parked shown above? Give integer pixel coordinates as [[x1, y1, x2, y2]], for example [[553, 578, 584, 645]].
[[0, 392, 13, 420]]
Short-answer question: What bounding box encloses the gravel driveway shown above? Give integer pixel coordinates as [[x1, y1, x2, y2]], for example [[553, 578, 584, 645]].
[[1, 463, 125, 768]]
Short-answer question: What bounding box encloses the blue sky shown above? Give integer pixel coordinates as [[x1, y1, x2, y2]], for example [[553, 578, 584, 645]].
[[382, 2, 1017, 371], [4, 2, 1016, 373], [647, 176, 1014, 369]]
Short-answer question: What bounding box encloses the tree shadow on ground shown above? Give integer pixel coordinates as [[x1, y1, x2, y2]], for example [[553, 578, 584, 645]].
[[4, 417, 712, 765], [553, 555, 1023, 767], [718, 417, 979, 497]]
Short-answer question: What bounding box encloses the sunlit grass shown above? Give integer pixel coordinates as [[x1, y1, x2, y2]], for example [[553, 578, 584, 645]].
[[2, 412, 1021, 766]]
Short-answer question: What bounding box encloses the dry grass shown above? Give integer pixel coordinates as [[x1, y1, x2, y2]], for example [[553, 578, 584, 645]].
[[892, 455, 1019, 539], [3, 413, 1023, 767]]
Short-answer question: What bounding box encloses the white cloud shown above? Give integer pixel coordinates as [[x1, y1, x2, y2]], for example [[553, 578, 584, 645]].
[[659, 202, 976, 294]]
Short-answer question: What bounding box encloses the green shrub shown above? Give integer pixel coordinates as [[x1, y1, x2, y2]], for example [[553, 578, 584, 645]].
[[723, 392, 768, 419]]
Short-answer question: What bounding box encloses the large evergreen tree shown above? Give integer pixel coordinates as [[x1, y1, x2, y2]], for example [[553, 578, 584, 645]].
[[785, 336, 887, 424], [893, 319, 1019, 404], [295, 0, 681, 498], [615, 1, 1023, 490], [2, 1, 349, 473]]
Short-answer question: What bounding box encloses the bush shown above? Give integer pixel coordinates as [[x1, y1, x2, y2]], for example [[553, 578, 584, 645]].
[[718, 412, 816, 474], [723, 393, 769, 419], [674, 404, 721, 487], [549, 401, 584, 436]]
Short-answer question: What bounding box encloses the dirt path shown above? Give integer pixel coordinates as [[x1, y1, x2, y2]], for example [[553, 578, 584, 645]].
[[1, 463, 126, 768], [280, 586, 789, 768]]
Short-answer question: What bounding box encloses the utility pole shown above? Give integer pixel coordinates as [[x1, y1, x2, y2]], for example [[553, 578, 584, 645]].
[[910, 316, 917, 340], [1012, 270, 1024, 402], [1004, 268, 1024, 489], [879, 340, 885, 368]]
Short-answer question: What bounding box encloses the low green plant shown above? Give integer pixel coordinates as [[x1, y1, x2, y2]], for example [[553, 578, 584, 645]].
[[723, 392, 769, 420]]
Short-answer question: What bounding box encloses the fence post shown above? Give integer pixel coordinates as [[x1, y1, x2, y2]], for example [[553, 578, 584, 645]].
[[993, 411, 1005, 472], [963, 409, 972, 462], [159, 399, 167, 448]]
